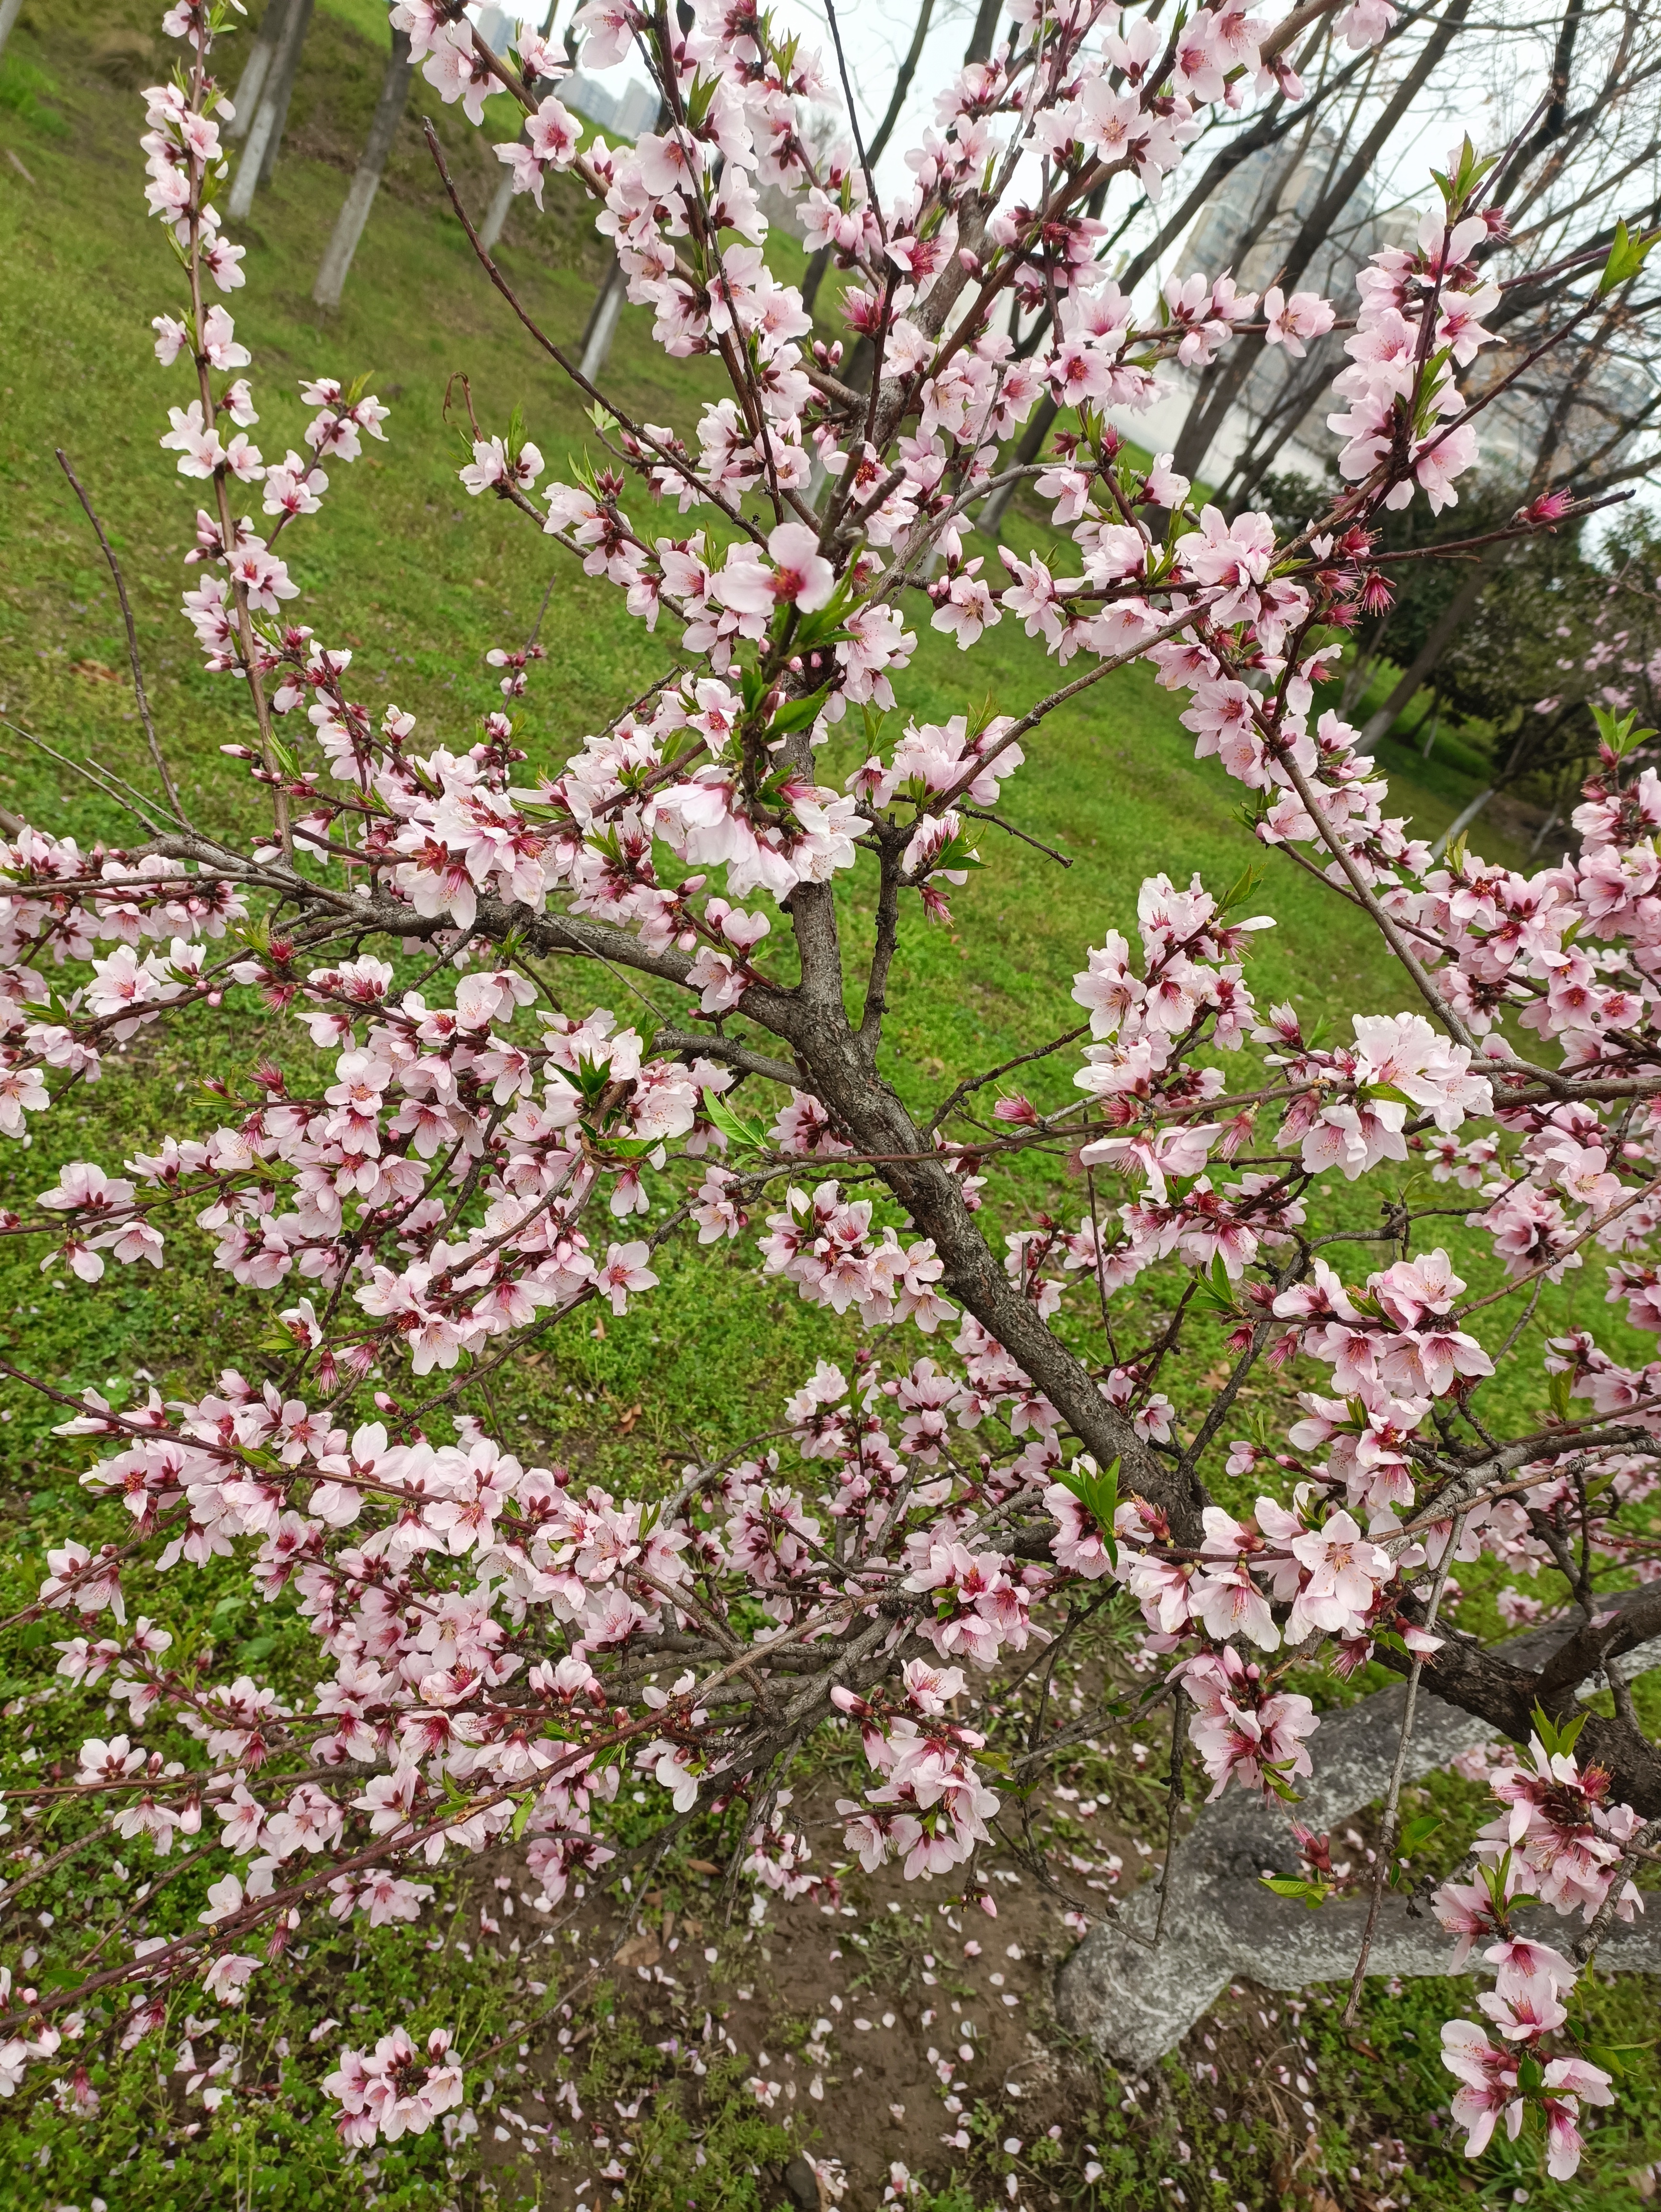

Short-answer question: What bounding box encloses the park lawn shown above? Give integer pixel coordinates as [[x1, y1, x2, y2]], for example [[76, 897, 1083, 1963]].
[[1, 7, 1658, 2211]]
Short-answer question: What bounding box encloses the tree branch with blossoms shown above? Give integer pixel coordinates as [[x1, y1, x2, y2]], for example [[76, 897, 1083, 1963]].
[[1, 0, 1659, 2175]]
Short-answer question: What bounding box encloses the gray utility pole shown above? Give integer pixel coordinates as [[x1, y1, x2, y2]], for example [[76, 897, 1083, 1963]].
[[227, 0, 314, 220], [313, 29, 415, 309]]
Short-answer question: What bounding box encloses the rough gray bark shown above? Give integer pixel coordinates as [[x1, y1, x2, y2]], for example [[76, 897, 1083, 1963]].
[[225, 0, 290, 143], [227, 0, 313, 219], [1055, 1594, 1661, 2069], [313, 28, 414, 309], [141, 761, 1661, 1817]]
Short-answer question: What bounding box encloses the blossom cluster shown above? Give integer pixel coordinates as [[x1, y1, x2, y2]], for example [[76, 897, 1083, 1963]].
[[1433, 1727, 1644, 2173]]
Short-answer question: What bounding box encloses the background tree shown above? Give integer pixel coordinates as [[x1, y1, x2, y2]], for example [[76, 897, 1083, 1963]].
[[225, 0, 313, 218], [311, 26, 415, 310]]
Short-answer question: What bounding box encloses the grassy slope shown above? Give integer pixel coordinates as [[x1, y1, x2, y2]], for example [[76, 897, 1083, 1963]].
[[0, 9, 1657, 2211]]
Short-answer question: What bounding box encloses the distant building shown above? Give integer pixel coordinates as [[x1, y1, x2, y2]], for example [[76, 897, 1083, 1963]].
[[474, 7, 515, 52], [565, 72, 661, 141]]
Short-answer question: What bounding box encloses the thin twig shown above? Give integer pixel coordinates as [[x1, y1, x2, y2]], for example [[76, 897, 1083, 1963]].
[[960, 805, 1073, 866], [55, 449, 186, 824], [3, 719, 174, 834], [1341, 1513, 1465, 2024], [1574, 1814, 1661, 1969], [924, 1024, 1088, 1139], [421, 120, 765, 546], [1152, 1686, 1188, 1945]]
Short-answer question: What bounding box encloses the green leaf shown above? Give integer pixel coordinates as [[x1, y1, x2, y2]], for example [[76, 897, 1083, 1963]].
[[1590, 699, 1656, 757], [1052, 1455, 1119, 1561], [789, 585, 856, 654], [1531, 1701, 1588, 1761], [571, 1051, 617, 1107], [1548, 1366, 1575, 1421], [1479, 1851, 1537, 1915], [1598, 218, 1660, 297], [1259, 1872, 1330, 1911], [1398, 1812, 1443, 1856], [767, 686, 830, 738], [702, 1090, 769, 1156], [1430, 134, 1500, 217], [1215, 861, 1263, 915], [1193, 1250, 1239, 1316], [510, 1791, 536, 1842]]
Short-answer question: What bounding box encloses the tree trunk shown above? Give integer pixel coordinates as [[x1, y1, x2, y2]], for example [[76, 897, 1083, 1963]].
[[1056, 1594, 1661, 2067], [801, 244, 832, 315], [1357, 562, 1490, 750], [225, 0, 290, 143], [312, 29, 413, 309], [478, 165, 517, 254], [963, 0, 1002, 63], [0, 0, 27, 67], [1528, 792, 1564, 860], [575, 88, 674, 381], [257, 0, 314, 187], [871, 0, 934, 159], [227, 0, 312, 219], [1339, 635, 1384, 718], [1430, 784, 1495, 859], [579, 254, 629, 383]]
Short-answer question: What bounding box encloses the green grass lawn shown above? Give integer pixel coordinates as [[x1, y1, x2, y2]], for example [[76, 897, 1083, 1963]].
[[0, 7, 1656, 2210]]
